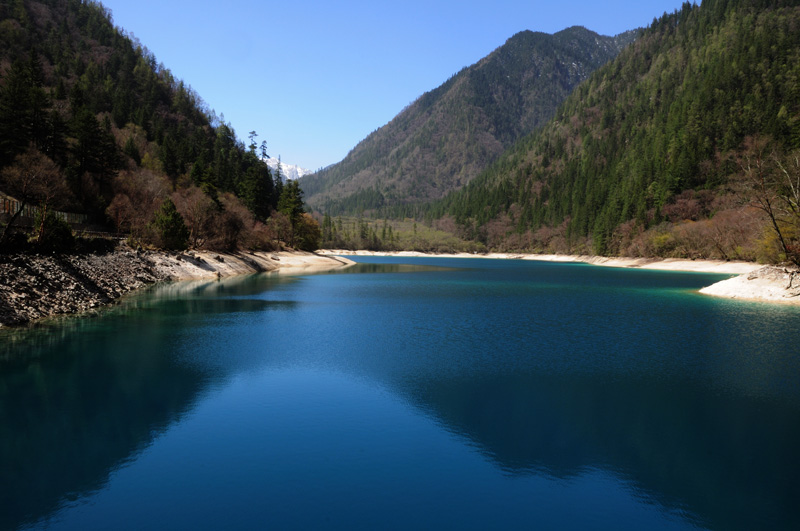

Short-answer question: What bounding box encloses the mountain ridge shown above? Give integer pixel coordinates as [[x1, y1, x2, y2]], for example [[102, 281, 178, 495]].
[[301, 25, 637, 216], [427, 0, 800, 261]]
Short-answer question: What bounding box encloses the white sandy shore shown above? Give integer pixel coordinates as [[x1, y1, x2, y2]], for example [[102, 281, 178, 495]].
[[150, 250, 355, 281], [318, 249, 759, 273], [318, 249, 800, 305], [698, 266, 800, 303]]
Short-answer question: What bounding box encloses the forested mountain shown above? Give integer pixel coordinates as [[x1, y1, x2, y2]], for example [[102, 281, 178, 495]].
[[301, 26, 636, 216], [428, 0, 800, 262], [0, 0, 316, 252]]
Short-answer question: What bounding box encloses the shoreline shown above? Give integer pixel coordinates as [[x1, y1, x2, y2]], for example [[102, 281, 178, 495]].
[[148, 249, 355, 281], [318, 249, 800, 305], [3, 246, 797, 329], [0, 247, 354, 328], [316, 249, 760, 273]]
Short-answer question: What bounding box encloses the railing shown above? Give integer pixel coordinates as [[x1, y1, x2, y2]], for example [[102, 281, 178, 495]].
[[1, 195, 88, 225]]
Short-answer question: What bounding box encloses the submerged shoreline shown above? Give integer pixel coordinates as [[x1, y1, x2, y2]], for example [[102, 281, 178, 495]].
[[0, 246, 354, 327], [3, 247, 797, 329], [319, 249, 800, 305]]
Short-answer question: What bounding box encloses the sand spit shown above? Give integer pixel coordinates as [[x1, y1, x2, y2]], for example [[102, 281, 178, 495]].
[[0, 247, 354, 327], [699, 266, 800, 303], [318, 250, 799, 305]]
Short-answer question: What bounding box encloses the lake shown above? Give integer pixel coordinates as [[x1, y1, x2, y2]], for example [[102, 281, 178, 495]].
[[2, 256, 799, 530]]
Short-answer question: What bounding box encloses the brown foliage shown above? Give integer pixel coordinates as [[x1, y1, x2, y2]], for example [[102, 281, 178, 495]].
[[199, 193, 245, 252], [613, 206, 765, 261], [267, 211, 292, 246], [105, 168, 169, 240], [171, 186, 217, 248], [1, 148, 72, 244], [661, 189, 715, 223], [484, 213, 515, 250], [740, 138, 800, 266], [1, 147, 70, 210], [199, 194, 278, 252], [433, 215, 458, 235]]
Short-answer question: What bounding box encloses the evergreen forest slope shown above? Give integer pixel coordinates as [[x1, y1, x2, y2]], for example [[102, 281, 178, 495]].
[[0, 0, 316, 253], [301, 26, 636, 216], [428, 0, 800, 262]]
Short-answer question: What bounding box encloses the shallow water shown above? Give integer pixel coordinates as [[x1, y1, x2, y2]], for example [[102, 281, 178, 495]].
[[2, 257, 799, 530]]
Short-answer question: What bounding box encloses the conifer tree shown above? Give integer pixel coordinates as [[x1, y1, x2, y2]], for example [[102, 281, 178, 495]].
[[278, 180, 305, 224], [150, 198, 189, 251]]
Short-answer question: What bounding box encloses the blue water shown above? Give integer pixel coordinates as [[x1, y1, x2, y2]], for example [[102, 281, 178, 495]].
[[2, 257, 799, 530]]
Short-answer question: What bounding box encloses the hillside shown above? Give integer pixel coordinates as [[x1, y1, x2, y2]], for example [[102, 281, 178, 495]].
[[301, 26, 636, 216], [0, 0, 315, 253], [428, 0, 800, 263]]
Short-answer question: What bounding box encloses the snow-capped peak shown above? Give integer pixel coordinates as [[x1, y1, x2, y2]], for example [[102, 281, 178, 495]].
[[265, 157, 312, 181]]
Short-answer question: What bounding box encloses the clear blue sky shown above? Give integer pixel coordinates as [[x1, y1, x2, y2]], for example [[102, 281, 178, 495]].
[[100, 0, 690, 171]]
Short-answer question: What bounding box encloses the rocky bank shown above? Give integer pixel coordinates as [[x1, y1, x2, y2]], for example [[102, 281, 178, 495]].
[[0, 245, 354, 327]]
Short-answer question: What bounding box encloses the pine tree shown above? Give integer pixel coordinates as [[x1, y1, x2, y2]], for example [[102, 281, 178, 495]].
[[278, 180, 305, 223], [277, 180, 306, 246], [150, 198, 189, 250]]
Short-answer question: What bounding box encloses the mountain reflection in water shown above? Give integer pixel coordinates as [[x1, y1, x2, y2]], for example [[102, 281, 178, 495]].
[[2, 258, 798, 530]]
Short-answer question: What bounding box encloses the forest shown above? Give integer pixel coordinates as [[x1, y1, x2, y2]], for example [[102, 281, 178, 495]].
[[0, 0, 319, 254], [3, 0, 799, 265], [423, 0, 800, 265]]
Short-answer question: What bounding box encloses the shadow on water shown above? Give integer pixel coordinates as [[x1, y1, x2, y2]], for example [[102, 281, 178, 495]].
[[1, 260, 799, 530], [1, 323, 203, 530], [0, 274, 302, 531], [400, 370, 799, 531], [0, 267, 411, 530], [315, 261, 460, 275], [293, 258, 800, 530]]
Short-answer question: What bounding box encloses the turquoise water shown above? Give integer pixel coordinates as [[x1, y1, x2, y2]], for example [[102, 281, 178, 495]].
[[2, 257, 799, 530]]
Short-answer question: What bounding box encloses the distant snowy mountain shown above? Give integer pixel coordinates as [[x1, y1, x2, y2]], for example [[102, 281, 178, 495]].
[[265, 157, 312, 182]]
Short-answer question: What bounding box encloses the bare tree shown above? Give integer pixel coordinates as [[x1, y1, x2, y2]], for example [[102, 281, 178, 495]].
[[106, 193, 135, 234], [105, 168, 168, 242], [171, 186, 217, 248], [0, 147, 70, 245], [742, 141, 800, 267]]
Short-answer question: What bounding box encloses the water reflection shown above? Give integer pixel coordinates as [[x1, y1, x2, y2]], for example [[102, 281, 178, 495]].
[[0, 319, 207, 530], [401, 370, 799, 530], [0, 275, 301, 530], [317, 261, 460, 275], [2, 261, 799, 530]]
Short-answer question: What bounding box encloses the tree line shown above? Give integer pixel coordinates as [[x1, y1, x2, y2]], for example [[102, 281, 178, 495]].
[[419, 0, 800, 264], [0, 0, 319, 253]]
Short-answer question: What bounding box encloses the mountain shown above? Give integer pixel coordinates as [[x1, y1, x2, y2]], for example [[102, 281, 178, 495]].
[[301, 26, 636, 216], [429, 0, 800, 260], [0, 0, 297, 252], [265, 157, 312, 181]]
